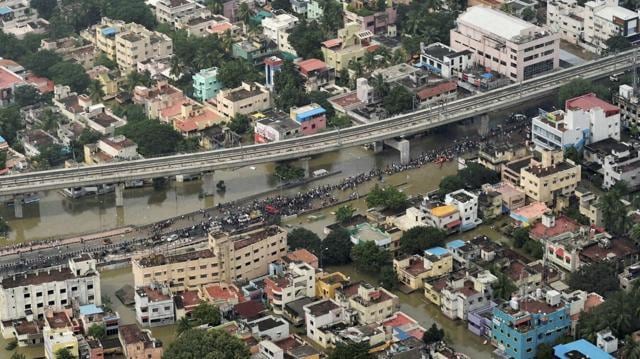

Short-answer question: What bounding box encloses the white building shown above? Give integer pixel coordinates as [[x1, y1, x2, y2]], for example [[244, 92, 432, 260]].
[[262, 13, 299, 55], [532, 93, 621, 150], [450, 6, 560, 82], [98, 136, 139, 160], [134, 284, 175, 327], [0, 255, 101, 321], [146, 0, 205, 26], [444, 189, 481, 231], [548, 0, 639, 54], [419, 42, 472, 78], [265, 262, 316, 316], [303, 299, 349, 348], [247, 315, 290, 341], [440, 270, 496, 320]]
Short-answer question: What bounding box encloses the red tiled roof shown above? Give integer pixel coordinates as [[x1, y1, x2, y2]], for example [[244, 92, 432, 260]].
[[417, 81, 457, 100], [25, 74, 54, 94], [322, 39, 342, 48], [205, 284, 242, 302], [0, 67, 23, 90], [529, 216, 580, 240], [297, 58, 327, 74], [565, 93, 619, 116], [382, 312, 414, 327], [209, 22, 233, 34], [283, 249, 318, 268], [233, 300, 265, 320]]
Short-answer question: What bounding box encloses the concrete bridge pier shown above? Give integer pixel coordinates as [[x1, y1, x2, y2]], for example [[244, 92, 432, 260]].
[[384, 138, 411, 165], [13, 194, 24, 218], [202, 171, 215, 197], [115, 183, 125, 207], [372, 141, 384, 153], [477, 114, 490, 137], [299, 157, 311, 178]]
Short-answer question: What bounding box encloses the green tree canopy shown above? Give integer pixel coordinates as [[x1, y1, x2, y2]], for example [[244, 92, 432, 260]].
[[568, 261, 619, 297], [117, 120, 184, 156], [164, 329, 250, 359], [228, 114, 252, 135], [351, 241, 390, 272], [190, 302, 221, 326], [383, 85, 414, 115], [289, 19, 325, 59], [49, 62, 91, 93], [0, 106, 24, 146], [335, 205, 355, 224], [13, 86, 46, 108], [399, 226, 447, 255], [30, 0, 57, 19], [422, 323, 445, 345], [218, 60, 261, 88], [606, 35, 632, 53], [366, 184, 408, 212], [287, 227, 321, 254], [273, 61, 308, 111], [55, 348, 76, 359], [87, 324, 106, 339], [380, 265, 397, 289], [558, 78, 610, 107], [598, 187, 629, 235], [322, 227, 353, 266]]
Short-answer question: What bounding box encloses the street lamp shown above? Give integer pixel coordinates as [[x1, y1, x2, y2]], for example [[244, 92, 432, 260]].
[[319, 246, 329, 269]]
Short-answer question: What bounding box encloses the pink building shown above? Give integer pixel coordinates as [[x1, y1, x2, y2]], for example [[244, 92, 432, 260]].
[[450, 6, 560, 82], [289, 103, 326, 135], [344, 6, 397, 34]]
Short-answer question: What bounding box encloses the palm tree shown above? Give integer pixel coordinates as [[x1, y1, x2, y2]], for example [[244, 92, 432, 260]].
[[363, 51, 377, 71], [176, 316, 192, 336], [206, 0, 223, 14], [372, 73, 389, 100], [622, 336, 640, 359], [492, 271, 516, 301], [170, 56, 183, 79], [404, 12, 423, 36], [238, 2, 253, 34], [220, 30, 234, 52], [392, 48, 408, 65], [88, 80, 105, 103], [348, 60, 364, 79]]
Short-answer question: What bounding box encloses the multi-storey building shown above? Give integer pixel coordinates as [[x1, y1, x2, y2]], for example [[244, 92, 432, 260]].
[[614, 84, 640, 127], [519, 149, 581, 204], [118, 324, 163, 359], [43, 310, 78, 359], [147, 0, 204, 27], [450, 6, 560, 82], [344, 283, 399, 324], [264, 261, 316, 315], [0, 255, 101, 321], [316, 272, 350, 300], [262, 13, 298, 55], [40, 37, 96, 69], [491, 293, 571, 359], [343, 4, 397, 35], [216, 82, 271, 119], [445, 189, 481, 231], [419, 42, 472, 79], [303, 299, 349, 348], [290, 103, 327, 135], [531, 93, 620, 150], [440, 270, 496, 320], [192, 67, 221, 102], [296, 58, 335, 92], [393, 247, 453, 291], [321, 22, 378, 73], [254, 115, 301, 143], [132, 226, 288, 290], [89, 18, 173, 73], [134, 284, 175, 327]]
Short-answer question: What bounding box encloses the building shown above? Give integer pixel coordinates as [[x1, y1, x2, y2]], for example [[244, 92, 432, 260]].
[[289, 103, 327, 135], [254, 115, 301, 143], [619, 262, 640, 291], [147, 0, 204, 27], [89, 18, 173, 73], [547, 0, 640, 54], [296, 58, 335, 92], [596, 329, 619, 355], [554, 339, 614, 359], [614, 84, 640, 127], [321, 22, 377, 73], [393, 247, 453, 291], [40, 36, 96, 69], [0, 255, 101, 321], [343, 4, 397, 35], [247, 315, 290, 341], [134, 284, 175, 327], [0, 0, 49, 39], [419, 42, 472, 78], [450, 6, 560, 82], [262, 13, 298, 55], [232, 38, 279, 66], [0, 65, 25, 106], [160, 101, 221, 137], [349, 222, 401, 252], [192, 67, 221, 102], [216, 82, 271, 119], [421, 202, 462, 233], [491, 293, 571, 359], [532, 94, 620, 150], [84, 135, 140, 165], [264, 262, 316, 315], [440, 270, 496, 320], [303, 299, 349, 348], [316, 272, 350, 299], [118, 324, 163, 359], [132, 81, 187, 120], [19, 129, 58, 158], [132, 226, 288, 290], [346, 283, 399, 324], [519, 149, 581, 204], [43, 311, 78, 359], [444, 189, 481, 231]]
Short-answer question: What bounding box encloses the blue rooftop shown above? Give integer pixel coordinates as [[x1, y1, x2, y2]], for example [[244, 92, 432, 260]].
[[446, 239, 466, 249], [554, 340, 613, 359], [0, 135, 6, 143], [79, 304, 103, 316], [0, 7, 13, 15], [295, 106, 326, 121], [393, 327, 411, 341], [425, 246, 448, 257], [101, 27, 117, 36]]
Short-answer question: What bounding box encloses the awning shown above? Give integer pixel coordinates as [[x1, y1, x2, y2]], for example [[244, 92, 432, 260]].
[[446, 219, 462, 229]]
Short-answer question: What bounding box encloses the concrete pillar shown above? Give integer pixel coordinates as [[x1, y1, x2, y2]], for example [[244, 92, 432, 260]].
[[398, 139, 410, 165], [478, 114, 490, 137], [202, 171, 215, 197], [115, 182, 125, 207], [13, 194, 23, 219], [299, 157, 311, 178], [372, 141, 384, 153]]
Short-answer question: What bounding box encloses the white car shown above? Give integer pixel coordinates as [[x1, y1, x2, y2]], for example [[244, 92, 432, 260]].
[[166, 234, 179, 242]]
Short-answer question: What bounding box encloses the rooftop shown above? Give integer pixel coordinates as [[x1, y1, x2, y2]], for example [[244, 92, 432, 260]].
[[594, 3, 638, 21], [458, 6, 539, 42], [530, 216, 580, 240], [136, 286, 171, 302], [525, 161, 575, 177], [0, 66, 23, 90], [305, 300, 340, 316], [430, 204, 458, 218], [554, 339, 613, 359], [416, 81, 457, 100], [565, 93, 619, 116], [224, 86, 264, 102], [119, 324, 158, 346], [1, 267, 78, 289], [46, 311, 72, 329], [297, 58, 327, 74], [135, 249, 214, 268], [282, 248, 318, 266]]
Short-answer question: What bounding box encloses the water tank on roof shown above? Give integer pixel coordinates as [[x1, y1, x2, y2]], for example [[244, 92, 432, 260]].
[[509, 296, 519, 311], [546, 290, 561, 306]]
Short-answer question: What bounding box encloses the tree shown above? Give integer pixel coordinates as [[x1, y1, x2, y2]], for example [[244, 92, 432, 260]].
[[439, 163, 499, 194], [422, 323, 445, 345], [380, 265, 397, 289], [328, 115, 352, 128], [287, 227, 321, 254], [558, 78, 609, 107], [491, 268, 517, 300], [564, 146, 581, 163], [117, 120, 184, 156], [622, 336, 640, 359], [10, 353, 27, 359], [87, 80, 105, 103], [124, 70, 152, 92], [320, 0, 344, 35], [399, 226, 447, 255], [273, 61, 307, 111], [228, 114, 251, 135], [289, 19, 325, 59], [322, 227, 353, 266], [30, 0, 57, 19], [33, 144, 66, 169], [0, 216, 10, 236], [13, 86, 45, 108], [372, 73, 390, 101], [218, 60, 261, 88], [327, 342, 374, 359], [512, 227, 530, 248], [55, 348, 76, 359], [23, 50, 63, 78], [521, 7, 536, 21], [335, 205, 355, 224], [0, 151, 6, 169], [191, 302, 221, 326], [383, 85, 414, 115], [274, 163, 305, 181], [366, 184, 408, 211], [0, 106, 25, 146], [177, 316, 192, 336], [49, 62, 91, 93], [536, 344, 554, 359], [87, 324, 106, 339], [94, 53, 117, 69], [598, 187, 629, 235], [568, 261, 619, 296], [271, 0, 292, 11], [606, 35, 632, 53], [351, 241, 390, 272], [438, 175, 465, 195], [237, 2, 253, 26], [164, 329, 250, 359]]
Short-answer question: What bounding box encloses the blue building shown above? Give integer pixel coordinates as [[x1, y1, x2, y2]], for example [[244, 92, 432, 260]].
[[492, 296, 570, 359], [554, 339, 614, 359], [192, 67, 221, 102]]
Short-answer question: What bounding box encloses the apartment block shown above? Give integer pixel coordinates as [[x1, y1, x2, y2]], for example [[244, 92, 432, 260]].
[[343, 5, 397, 35], [519, 149, 581, 204], [0, 255, 101, 321], [614, 84, 640, 127], [118, 324, 163, 359], [0, 0, 49, 39], [393, 247, 453, 291], [43, 311, 78, 359], [264, 261, 316, 315], [262, 13, 299, 55], [440, 270, 496, 320], [134, 284, 175, 327], [192, 67, 221, 102], [445, 189, 481, 231], [321, 22, 377, 73], [89, 18, 173, 73], [419, 42, 472, 78], [450, 6, 560, 82], [344, 283, 399, 324], [216, 82, 271, 119], [146, 0, 205, 27], [303, 299, 349, 348]]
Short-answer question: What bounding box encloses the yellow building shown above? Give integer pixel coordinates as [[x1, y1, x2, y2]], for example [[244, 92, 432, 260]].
[[215, 82, 271, 119], [89, 18, 173, 73], [346, 283, 399, 324], [132, 226, 288, 291], [316, 272, 349, 299], [392, 248, 453, 291], [519, 149, 580, 204], [43, 311, 78, 359], [424, 276, 448, 306], [321, 22, 377, 73]]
